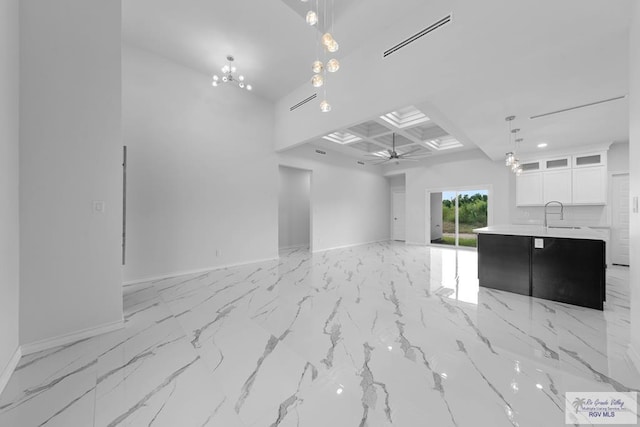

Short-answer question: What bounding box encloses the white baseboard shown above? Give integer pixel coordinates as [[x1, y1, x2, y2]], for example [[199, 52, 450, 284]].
[[0, 346, 22, 396], [312, 239, 388, 254], [123, 256, 280, 286], [278, 244, 309, 251], [21, 319, 124, 356], [627, 343, 640, 374]]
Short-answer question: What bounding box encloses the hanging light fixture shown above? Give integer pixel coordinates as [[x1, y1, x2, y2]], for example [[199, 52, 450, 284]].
[[212, 55, 252, 91], [504, 115, 524, 175], [504, 116, 516, 166], [514, 138, 524, 175], [302, 0, 340, 112], [510, 128, 520, 173]]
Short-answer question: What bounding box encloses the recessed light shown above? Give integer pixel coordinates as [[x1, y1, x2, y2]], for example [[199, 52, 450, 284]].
[[537, 143, 548, 148]]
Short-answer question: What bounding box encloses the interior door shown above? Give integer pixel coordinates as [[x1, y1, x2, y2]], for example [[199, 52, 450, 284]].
[[392, 191, 405, 241], [611, 173, 630, 265]]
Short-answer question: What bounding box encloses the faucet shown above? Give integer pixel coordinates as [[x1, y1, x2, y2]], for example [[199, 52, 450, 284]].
[[544, 201, 564, 228]]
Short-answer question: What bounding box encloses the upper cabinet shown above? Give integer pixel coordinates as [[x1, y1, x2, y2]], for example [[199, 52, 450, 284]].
[[573, 153, 605, 168], [516, 172, 543, 206], [515, 151, 607, 206], [572, 166, 607, 204], [543, 169, 572, 204]]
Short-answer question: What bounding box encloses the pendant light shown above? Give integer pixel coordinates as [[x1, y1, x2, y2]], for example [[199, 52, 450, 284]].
[[302, 0, 340, 112]]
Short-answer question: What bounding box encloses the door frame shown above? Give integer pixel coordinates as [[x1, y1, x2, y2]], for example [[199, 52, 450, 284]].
[[609, 171, 630, 266], [277, 165, 313, 254], [391, 189, 406, 241], [425, 184, 494, 247]]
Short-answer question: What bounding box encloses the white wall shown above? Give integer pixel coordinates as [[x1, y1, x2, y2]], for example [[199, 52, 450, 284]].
[[122, 45, 278, 282], [628, 2, 640, 370], [401, 150, 510, 245], [19, 0, 123, 345], [388, 174, 406, 189], [278, 166, 311, 250], [608, 142, 629, 172], [0, 0, 20, 380], [279, 146, 390, 252]]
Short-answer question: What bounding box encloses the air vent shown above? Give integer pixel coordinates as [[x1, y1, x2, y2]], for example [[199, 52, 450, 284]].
[[383, 14, 452, 58], [290, 93, 317, 111], [315, 149, 326, 155], [357, 161, 365, 165], [530, 95, 626, 120]]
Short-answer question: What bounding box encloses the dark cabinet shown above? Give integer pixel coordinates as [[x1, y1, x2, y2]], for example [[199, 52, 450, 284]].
[[477, 233, 531, 296], [477, 233, 606, 310], [531, 237, 605, 310]]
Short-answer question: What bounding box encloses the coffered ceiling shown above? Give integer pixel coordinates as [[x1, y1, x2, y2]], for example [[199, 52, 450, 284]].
[[311, 106, 468, 163]]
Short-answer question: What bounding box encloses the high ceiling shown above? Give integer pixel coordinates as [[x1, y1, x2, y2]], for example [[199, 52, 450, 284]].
[[122, 0, 425, 102], [123, 0, 633, 163]]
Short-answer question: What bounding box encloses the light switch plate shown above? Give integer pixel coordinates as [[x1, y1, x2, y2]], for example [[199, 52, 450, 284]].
[[534, 238, 544, 249]]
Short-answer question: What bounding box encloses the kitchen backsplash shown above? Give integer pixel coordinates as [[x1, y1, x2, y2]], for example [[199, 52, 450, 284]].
[[512, 205, 609, 227]]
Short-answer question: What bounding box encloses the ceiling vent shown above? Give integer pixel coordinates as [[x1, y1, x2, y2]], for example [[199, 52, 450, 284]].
[[383, 14, 452, 58], [529, 95, 626, 119], [357, 161, 365, 165], [315, 149, 326, 155], [290, 93, 317, 111]]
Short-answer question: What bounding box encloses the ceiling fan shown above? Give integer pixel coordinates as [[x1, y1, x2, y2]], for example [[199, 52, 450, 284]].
[[366, 133, 422, 164]]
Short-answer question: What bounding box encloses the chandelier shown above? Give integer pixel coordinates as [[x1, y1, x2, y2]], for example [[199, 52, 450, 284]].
[[212, 55, 252, 91], [504, 116, 523, 175], [301, 0, 340, 112]]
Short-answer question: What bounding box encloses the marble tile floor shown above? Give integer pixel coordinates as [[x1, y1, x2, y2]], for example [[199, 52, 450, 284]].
[[1, 242, 639, 427]]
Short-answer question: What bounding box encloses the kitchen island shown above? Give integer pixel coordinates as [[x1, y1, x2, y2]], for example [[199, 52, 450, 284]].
[[474, 225, 606, 310]]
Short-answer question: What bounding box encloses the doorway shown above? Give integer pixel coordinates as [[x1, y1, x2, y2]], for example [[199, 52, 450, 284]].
[[278, 166, 311, 252], [392, 190, 406, 241], [611, 173, 630, 266], [430, 188, 489, 248]]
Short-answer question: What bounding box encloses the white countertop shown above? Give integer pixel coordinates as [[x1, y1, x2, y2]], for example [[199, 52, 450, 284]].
[[473, 225, 607, 241]]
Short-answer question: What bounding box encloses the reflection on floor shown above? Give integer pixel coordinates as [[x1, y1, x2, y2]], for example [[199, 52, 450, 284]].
[[1, 242, 638, 426]]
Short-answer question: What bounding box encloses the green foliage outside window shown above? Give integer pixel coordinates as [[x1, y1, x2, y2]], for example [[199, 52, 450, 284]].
[[442, 193, 488, 233]]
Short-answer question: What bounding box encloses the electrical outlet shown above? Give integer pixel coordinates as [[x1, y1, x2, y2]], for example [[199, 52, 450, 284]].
[[92, 200, 105, 213]]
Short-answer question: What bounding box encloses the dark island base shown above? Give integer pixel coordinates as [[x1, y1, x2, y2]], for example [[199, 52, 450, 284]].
[[477, 233, 606, 310]]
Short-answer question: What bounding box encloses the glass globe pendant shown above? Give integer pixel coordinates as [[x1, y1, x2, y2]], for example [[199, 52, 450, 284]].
[[306, 11, 318, 25], [321, 33, 334, 47], [326, 58, 340, 73], [320, 100, 331, 112], [312, 60, 323, 73], [327, 39, 339, 53], [311, 74, 324, 87]]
